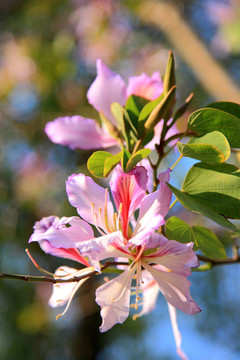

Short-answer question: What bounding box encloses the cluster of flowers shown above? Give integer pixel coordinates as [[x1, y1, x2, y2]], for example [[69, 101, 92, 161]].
[[29, 60, 200, 358]]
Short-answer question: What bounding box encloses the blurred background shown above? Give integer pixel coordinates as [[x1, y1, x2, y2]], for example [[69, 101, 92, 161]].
[[0, 0, 240, 359]]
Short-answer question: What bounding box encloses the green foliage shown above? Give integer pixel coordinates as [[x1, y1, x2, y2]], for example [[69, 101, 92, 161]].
[[167, 183, 236, 230], [166, 216, 227, 259], [125, 95, 149, 131], [163, 51, 176, 95], [87, 151, 113, 178], [143, 86, 176, 134], [137, 94, 164, 137], [188, 105, 240, 148], [182, 162, 240, 219], [125, 149, 151, 173], [177, 131, 230, 164], [104, 152, 122, 177]]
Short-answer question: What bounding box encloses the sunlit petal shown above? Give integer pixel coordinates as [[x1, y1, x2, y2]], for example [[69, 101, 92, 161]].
[[95, 265, 136, 332], [126, 72, 163, 100], [45, 116, 117, 150], [66, 173, 115, 232], [143, 262, 201, 315], [87, 59, 127, 125]]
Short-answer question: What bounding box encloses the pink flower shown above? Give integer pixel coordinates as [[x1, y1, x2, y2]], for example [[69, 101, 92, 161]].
[[45, 59, 164, 150], [30, 165, 200, 331]]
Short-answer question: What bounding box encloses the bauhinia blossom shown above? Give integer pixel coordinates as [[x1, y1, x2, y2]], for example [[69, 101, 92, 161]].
[[29, 164, 200, 332], [44, 59, 167, 150]]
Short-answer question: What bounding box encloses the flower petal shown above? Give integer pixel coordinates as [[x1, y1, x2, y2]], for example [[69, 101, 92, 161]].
[[29, 216, 93, 266], [126, 72, 163, 100], [95, 265, 136, 332], [87, 59, 127, 125], [167, 303, 190, 360], [45, 116, 117, 150], [66, 173, 115, 232], [39, 240, 90, 266], [140, 270, 159, 314], [130, 183, 172, 246], [49, 266, 79, 308], [148, 240, 199, 276], [143, 262, 201, 315], [110, 165, 148, 237], [30, 216, 94, 249], [77, 230, 123, 261]]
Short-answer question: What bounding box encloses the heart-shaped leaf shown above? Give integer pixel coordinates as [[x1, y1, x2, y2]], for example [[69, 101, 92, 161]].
[[188, 108, 240, 148], [87, 151, 112, 178], [177, 131, 230, 164]]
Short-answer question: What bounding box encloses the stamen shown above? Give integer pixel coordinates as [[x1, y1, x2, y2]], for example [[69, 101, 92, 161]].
[[104, 188, 111, 232], [93, 213, 106, 236], [25, 249, 56, 277], [112, 263, 137, 302], [116, 203, 123, 230], [132, 309, 145, 321], [56, 277, 88, 320]]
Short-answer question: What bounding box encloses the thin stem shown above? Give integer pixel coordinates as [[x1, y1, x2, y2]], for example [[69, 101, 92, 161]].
[[169, 198, 178, 210], [170, 154, 183, 170], [0, 261, 129, 284], [197, 254, 240, 267]]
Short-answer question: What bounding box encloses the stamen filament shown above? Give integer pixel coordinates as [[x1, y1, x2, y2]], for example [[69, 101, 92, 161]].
[[56, 277, 88, 320]]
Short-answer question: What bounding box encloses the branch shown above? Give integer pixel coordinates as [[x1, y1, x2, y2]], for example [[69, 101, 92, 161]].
[[197, 254, 240, 267], [0, 261, 129, 284]]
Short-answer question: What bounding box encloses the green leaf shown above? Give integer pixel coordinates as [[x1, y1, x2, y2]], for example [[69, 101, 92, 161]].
[[192, 226, 227, 260], [177, 131, 230, 164], [173, 92, 194, 122], [121, 148, 131, 172], [167, 183, 236, 231], [111, 102, 132, 150], [104, 152, 122, 177], [182, 162, 240, 219], [87, 151, 112, 178], [99, 111, 121, 140], [206, 101, 240, 118], [126, 148, 151, 173], [165, 216, 227, 259], [165, 216, 196, 244], [111, 102, 124, 128], [188, 107, 240, 148], [125, 95, 149, 131], [138, 94, 164, 136]]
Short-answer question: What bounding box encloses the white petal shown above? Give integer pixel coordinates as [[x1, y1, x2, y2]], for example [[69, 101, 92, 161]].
[[168, 304, 189, 360], [95, 265, 136, 332]]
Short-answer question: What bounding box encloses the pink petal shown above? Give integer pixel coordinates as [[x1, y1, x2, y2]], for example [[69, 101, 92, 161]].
[[39, 240, 90, 266], [66, 173, 115, 232], [146, 119, 179, 149], [76, 231, 123, 261], [95, 265, 136, 332], [29, 216, 93, 266], [130, 184, 172, 246], [110, 165, 148, 238], [149, 240, 199, 276], [143, 263, 201, 315], [45, 116, 118, 150], [126, 72, 163, 100], [87, 59, 127, 125], [142, 232, 169, 250], [159, 168, 171, 183]]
